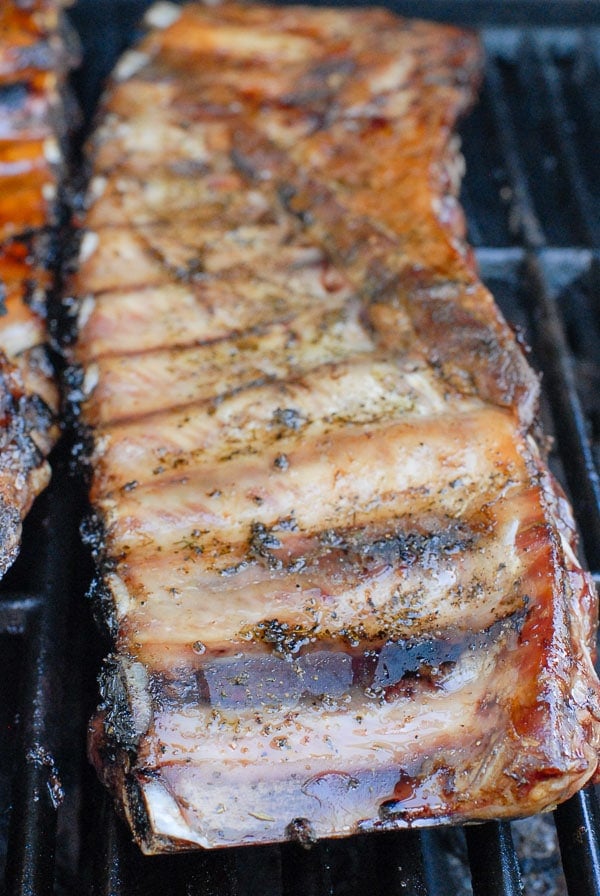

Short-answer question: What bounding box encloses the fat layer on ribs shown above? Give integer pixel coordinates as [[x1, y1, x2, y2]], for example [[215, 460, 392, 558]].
[[0, 1, 74, 574], [66, 1, 600, 853]]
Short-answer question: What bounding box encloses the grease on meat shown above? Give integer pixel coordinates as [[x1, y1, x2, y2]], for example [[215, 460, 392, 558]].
[[67, 1, 600, 853]]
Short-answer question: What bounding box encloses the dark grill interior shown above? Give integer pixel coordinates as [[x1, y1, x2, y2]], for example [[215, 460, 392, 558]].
[[2, 2, 600, 893]]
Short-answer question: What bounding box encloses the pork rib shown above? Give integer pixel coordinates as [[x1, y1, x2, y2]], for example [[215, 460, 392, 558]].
[[66, 2, 600, 853], [0, 1, 73, 574]]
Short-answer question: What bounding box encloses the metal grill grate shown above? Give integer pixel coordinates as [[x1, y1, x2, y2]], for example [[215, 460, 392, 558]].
[[2, 4, 600, 894], [0, 459, 84, 896]]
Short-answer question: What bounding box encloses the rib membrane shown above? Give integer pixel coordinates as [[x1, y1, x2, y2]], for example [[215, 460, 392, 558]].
[[67, 1, 600, 853]]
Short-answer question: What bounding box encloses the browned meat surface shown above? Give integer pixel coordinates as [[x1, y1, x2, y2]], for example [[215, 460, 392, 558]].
[[67, 1, 600, 853], [0, 1, 70, 573]]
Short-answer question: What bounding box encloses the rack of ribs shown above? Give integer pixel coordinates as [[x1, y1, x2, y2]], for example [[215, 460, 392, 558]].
[[65, 1, 600, 852], [0, 1, 73, 574]]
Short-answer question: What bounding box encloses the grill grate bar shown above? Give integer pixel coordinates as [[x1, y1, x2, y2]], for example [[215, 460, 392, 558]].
[[466, 822, 523, 896], [90, 800, 141, 896], [524, 253, 600, 567], [2, 468, 78, 896], [173, 850, 242, 896], [5, 614, 61, 896], [555, 788, 600, 896], [375, 830, 429, 896], [483, 57, 546, 248], [459, 182, 485, 247], [90, 804, 126, 896], [533, 40, 600, 247], [579, 32, 600, 123], [459, 76, 515, 247], [387, 3, 600, 26], [281, 840, 334, 896]]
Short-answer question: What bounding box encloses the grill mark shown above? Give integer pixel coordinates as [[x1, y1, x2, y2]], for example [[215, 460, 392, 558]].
[[90, 394, 452, 496], [76, 268, 353, 361], [100, 494, 533, 654], [76, 268, 353, 364], [97, 406, 524, 564], [144, 609, 527, 714], [232, 517, 480, 579], [88, 505, 480, 576], [80, 302, 373, 426]]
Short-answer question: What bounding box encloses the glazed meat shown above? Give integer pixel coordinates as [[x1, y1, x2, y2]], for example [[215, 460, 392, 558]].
[[66, 2, 600, 853], [0, 1, 71, 573]]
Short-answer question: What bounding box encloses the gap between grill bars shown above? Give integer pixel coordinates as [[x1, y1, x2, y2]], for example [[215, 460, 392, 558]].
[[2, 7, 600, 895]]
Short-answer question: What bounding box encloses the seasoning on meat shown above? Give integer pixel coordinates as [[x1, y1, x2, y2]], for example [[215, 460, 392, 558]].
[[66, 1, 600, 853]]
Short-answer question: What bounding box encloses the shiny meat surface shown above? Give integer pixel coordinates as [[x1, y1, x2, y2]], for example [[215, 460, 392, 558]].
[[68, 2, 600, 853], [0, 1, 69, 574]]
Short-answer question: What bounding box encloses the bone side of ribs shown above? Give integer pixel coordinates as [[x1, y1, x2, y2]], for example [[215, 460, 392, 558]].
[[66, 1, 600, 853], [0, 1, 72, 575]]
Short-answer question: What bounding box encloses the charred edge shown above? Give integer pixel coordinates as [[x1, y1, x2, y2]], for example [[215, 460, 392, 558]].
[[23, 343, 58, 380], [66, 151, 94, 217], [86, 575, 118, 641], [0, 496, 22, 577], [6, 36, 68, 75], [0, 401, 47, 474], [98, 657, 137, 750], [19, 229, 58, 270], [69, 421, 95, 480], [0, 231, 54, 274], [59, 227, 85, 277], [80, 508, 108, 561], [98, 655, 152, 752], [286, 817, 317, 849], [23, 392, 55, 437], [61, 362, 84, 422], [22, 278, 46, 317], [125, 774, 154, 849], [126, 771, 193, 854], [49, 288, 81, 349]]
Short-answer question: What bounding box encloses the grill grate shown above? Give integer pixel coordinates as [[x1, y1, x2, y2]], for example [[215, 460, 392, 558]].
[[0, 458, 84, 896], [2, 4, 600, 894]]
